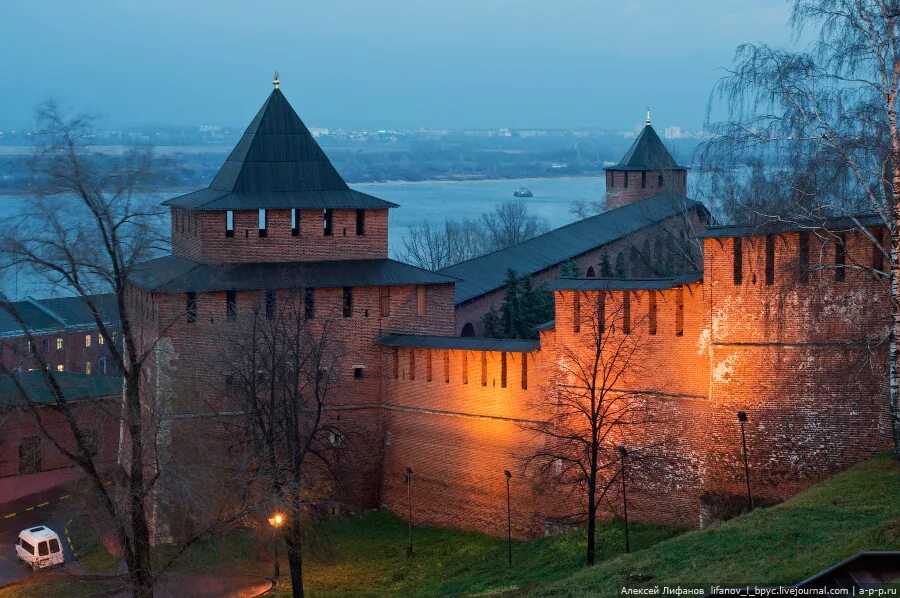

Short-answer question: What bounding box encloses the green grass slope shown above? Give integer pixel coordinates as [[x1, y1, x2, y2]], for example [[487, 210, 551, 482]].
[[532, 453, 900, 596]]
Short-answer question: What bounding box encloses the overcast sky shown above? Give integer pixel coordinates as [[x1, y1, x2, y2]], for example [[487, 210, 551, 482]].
[[1, 1, 796, 131]]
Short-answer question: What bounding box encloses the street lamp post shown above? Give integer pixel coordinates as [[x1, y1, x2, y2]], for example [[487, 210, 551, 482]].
[[737, 411, 753, 511], [618, 446, 630, 554], [403, 467, 413, 557], [267, 512, 284, 580], [503, 470, 512, 565]]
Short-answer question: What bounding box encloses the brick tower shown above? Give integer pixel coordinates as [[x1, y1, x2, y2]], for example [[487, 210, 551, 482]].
[[127, 77, 457, 529], [604, 111, 687, 211]]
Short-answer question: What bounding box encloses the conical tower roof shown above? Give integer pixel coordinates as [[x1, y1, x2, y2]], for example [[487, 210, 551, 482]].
[[605, 123, 684, 172], [164, 87, 397, 211]]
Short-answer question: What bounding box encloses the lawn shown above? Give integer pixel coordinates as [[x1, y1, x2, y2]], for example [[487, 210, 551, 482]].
[[532, 453, 900, 596]]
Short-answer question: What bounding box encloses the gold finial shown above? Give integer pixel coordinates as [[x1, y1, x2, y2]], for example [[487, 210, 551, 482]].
[[645, 106, 651, 125], [273, 71, 280, 90]]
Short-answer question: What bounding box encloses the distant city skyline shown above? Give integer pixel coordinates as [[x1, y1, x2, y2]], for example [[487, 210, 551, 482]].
[[2, 1, 795, 130]]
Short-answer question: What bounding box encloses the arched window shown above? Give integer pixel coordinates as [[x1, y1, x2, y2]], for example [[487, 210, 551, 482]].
[[615, 252, 625, 277], [586, 266, 596, 277], [460, 322, 475, 337]]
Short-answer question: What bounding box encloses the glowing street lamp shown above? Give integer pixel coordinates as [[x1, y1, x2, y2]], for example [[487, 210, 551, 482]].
[[403, 467, 413, 557], [737, 411, 753, 512], [268, 512, 284, 579]]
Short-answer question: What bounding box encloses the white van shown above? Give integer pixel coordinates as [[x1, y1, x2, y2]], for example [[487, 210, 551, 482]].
[[15, 526, 64, 570]]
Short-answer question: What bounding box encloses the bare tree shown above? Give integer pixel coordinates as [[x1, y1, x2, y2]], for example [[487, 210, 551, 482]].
[[524, 289, 679, 566], [0, 102, 167, 596], [699, 0, 900, 458], [481, 199, 549, 251], [396, 218, 484, 270], [397, 199, 549, 270], [217, 295, 346, 597]]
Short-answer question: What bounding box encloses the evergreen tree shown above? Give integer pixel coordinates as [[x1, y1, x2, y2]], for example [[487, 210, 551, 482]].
[[558, 259, 579, 278], [482, 269, 553, 340]]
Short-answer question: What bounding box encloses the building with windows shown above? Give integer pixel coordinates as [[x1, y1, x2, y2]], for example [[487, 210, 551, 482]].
[[118, 82, 893, 540]]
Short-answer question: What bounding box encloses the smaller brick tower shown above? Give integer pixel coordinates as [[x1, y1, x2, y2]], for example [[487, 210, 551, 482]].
[[604, 110, 687, 211]]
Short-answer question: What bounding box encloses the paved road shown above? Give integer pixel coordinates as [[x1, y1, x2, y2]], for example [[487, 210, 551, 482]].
[[0, 496, 78, 586]]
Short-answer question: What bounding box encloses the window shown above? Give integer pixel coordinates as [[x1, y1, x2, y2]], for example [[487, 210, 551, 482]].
[[38, 542, 49, 557], [765, 234, 775, 286], [304, 288, 315, 320], [18, 436, 40, 474], [798, 231, 810, 282], [623, 292, 631, 334], [356, 209, 365, 236], [500, 352, 507, 388], [265, 289, 276, 320], [573, 293, 581, 333], [353, 366, 364, 379], [40, 338, 48, 353], [48, 539, 60, 554], [733, 237, 743, 285], [601, 254, 611, 277], [641, 170, 647, 188], [608, 172, 614, 189], [463, 352, 469, 385], [443, 351, 450, 383], [226, 290, 237, 322], [85, 334, 92, 348], [648, 290, 657, 335], [343, 287, 353, 318], [409, 349, 415, 381], [521, 353, 528, 389], [675, 287, 684, 336], [258, 209, 267, 237], [99, 356, 107, 374], [329, 431, 344, 447], [658, 173, 664, 187], [426, 350, 433, 382], [835, 233, 846, 281], [291, 209, 299, 237], [380, 287, 391, 317], [56, 364, 64, 372], [416, 286, 427, 316], [586, 266, 595, 277], [186, 292, 197, 323], [615, 252, 625, 277], [323, 209, 333, 236], [226, 211, 234, 237], [85, 361, 92, 375], [98, 334, 104, 345], [20, 539, 34, 556], [624, 171, 629, 188], [481, 352, 487, 387], [393, 347, 399, 379]]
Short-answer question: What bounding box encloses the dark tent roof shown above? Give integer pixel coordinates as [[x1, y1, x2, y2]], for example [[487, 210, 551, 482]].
[[604, 124, 684, 172], [550, 272, 702, 291], [129, 255, 456, 293], [376, 334, 540, 353], [163, 89, 397, 211], [0, 371, 121, 407], [438, 193, 704, 305], [0, 294, 117, 338]]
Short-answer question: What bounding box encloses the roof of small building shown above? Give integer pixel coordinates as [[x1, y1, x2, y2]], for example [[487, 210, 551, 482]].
[[163, 89, 397, 211], [438, 193, 704, 305], [376, 333, 540, 352], [550, 272, 702, 292], [129, 255, 456, 293], [604, 124, 685, 172], [0, 294, 117, 338], [696, 214, 883, 239], [0, 371, 121, 407]]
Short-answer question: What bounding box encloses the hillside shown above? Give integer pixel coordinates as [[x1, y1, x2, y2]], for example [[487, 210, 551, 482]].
[[532, 453, 900, 596]]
